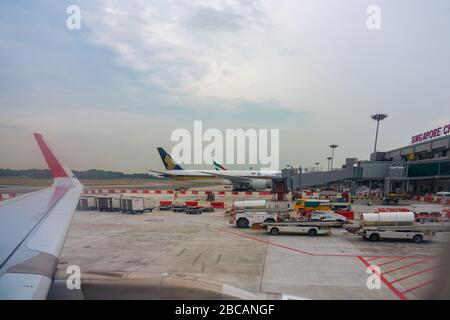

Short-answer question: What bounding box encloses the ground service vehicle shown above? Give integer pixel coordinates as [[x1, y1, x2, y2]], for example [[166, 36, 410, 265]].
[[231, 212, 276, 228], [264, 222, 331, 236], [436, 191, 450, 201], [200, 206, 215, 213], [232, 200, 267, 213], [294, 199, 332, 213], [330, 201, 352, 211], [172, 200, 187, 212], [383, 193, 406, 205], [184, 201, 215, 214], [356, 212, 450, 243], [186, 208, 202, 214], [310, 211, 347, 226]]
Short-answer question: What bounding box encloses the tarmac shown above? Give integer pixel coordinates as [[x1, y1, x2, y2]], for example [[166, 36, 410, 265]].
[[56, 205, 450, 300]]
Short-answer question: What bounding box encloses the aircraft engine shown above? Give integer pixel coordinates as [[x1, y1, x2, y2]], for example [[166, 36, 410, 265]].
[[250, 179, 269, 191]]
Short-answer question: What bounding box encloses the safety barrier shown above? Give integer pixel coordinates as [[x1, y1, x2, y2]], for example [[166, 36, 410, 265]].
[[211, 202, 225, 209], [375, 208, 411, 213], [334, 210, 354, 220], [157, 199, 226, 209], [83, 189, 273, 197], [159, 200, 173, 206], [415, 196, 450, 205]]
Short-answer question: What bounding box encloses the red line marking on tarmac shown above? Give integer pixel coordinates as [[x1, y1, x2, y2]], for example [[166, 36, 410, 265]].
[[383, 257, 434, 275], [377, 257, 410, 267], [401, 280, 435, 295], [212, 227, 314, 256], [391, 266, 438, 284], [213, 228, 426, 259], [358, 256, 408, 301], [212, 227, 438, 301], [364, 256, 384, 262]]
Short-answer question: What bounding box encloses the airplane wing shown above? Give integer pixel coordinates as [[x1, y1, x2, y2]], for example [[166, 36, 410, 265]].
[[0, 134, 83, 300], [199, 171, 251, 184], [148, 169, 168, 176]]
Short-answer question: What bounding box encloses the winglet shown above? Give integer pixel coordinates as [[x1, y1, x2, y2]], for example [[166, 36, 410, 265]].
[[33, 133, 70, 178]]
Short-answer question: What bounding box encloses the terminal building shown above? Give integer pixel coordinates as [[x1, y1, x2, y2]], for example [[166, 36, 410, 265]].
[[294, 131, 450, 196], [375, 134, 450, 194]]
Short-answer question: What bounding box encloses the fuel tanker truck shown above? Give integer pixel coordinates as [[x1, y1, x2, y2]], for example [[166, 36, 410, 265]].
[[350, 211, 450, 243]]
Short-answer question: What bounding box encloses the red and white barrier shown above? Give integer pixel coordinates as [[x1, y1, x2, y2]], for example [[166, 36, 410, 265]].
[[412, 196, 450, 205], [334, 210, 354, 220], [83, 189, 273, 198], [376, 207, 411, 213], [159, 200, 173, 206], [157, 199, 225, 209]]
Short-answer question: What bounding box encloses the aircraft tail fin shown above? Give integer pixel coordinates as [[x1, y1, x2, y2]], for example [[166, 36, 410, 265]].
[[213, 160, 227, 171], [157, 147, 183, 170]]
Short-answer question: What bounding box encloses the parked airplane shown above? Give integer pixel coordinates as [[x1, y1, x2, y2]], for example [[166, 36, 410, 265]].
[[0, 134, 83, 299], [150, 147, 280, 191]]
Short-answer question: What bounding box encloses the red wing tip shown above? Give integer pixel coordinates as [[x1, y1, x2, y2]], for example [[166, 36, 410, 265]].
[[33, 133, 70, 178]]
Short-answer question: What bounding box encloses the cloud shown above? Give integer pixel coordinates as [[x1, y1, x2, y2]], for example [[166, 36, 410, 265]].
[[81, 0, 270, 96], [1, 1, 450, 171], [186, 2, 268, 32]]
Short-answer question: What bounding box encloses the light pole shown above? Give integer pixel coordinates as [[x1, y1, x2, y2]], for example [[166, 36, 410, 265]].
[[371, 113, 388, 153], [329, 144, 338, 170], [315, 162, 320, 171], [326, 157, 332, 171]]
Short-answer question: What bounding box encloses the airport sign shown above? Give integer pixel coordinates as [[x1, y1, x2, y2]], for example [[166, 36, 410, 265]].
[[411, 123, 450, 144]]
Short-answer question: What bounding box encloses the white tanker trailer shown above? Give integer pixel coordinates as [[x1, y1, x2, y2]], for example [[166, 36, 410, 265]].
[[352, 212, 450, 243], [361, 212, 415, 227]]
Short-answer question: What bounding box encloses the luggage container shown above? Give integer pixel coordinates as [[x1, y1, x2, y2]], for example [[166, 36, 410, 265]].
[[95, 195, 121, 212], [120, 197, 154, 214], [77, 196, 97, 211]]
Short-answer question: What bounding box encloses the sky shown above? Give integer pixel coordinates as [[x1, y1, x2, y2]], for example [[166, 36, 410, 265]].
[[0, 0, 449, 173]]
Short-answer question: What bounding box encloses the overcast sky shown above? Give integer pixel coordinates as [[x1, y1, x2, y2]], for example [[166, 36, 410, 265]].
[[0, 0, 449, 172]]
